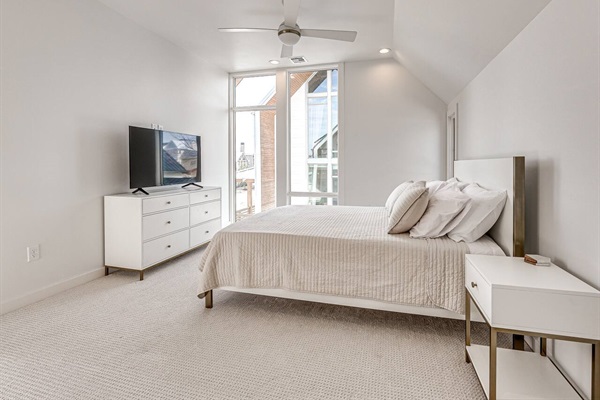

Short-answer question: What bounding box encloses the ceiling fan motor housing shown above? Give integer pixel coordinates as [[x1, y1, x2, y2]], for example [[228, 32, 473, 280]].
[[278, 24, 301, 46]]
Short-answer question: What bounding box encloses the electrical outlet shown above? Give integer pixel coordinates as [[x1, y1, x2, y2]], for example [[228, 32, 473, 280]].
[[150, 123, 157, 129], [158, 125, 163, 130], [27, 244, 40, 262]]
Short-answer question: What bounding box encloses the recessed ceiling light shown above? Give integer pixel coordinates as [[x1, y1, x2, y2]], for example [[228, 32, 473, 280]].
[[269, 59, 280, 65], [379, 48, 391, 54]]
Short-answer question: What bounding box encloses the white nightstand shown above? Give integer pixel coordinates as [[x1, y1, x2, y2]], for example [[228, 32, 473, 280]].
[[464, 254, 600, 400]]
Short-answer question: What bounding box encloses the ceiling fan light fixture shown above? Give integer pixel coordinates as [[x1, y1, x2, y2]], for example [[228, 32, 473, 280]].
[[379, 48, 391, 54], [278, 28, 301, 46]]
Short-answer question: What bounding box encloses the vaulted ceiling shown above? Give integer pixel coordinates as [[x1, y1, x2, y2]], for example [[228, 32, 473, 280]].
[[96, 0, 551, 103]]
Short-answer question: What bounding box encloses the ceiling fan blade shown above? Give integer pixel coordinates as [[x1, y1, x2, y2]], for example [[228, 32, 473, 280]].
[[283, 0, 301, 27], [218, 28, 277, 33], [281, 44, 293, 58], [301, 29, 357, 42]]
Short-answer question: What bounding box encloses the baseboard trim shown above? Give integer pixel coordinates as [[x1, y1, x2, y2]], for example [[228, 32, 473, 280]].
[[0, 268, 105, 315]]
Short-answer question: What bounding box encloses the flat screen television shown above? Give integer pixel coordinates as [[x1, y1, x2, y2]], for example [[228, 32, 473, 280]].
[[129, 126, 201, 194]]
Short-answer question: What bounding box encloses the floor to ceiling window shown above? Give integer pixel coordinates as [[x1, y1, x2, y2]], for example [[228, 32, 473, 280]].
[[230, 66, 340, 221], [289, 68, 339, 205], [231, 75, 277, 221]]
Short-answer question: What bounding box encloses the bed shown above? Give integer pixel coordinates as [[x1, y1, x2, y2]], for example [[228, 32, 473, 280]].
[[197, 157, 525, 320]]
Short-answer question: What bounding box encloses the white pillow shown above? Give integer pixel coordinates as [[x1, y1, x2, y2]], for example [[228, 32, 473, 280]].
[[385, 181, 413, 214], [409, 187, 471, 239], [448, 183, 507, 243], [387, 185, 429, 234], [426, 180, 447, 196], [446, 177, 469, 190]]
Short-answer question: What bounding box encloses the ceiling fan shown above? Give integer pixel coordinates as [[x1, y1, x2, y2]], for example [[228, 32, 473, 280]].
[[219, 0, 358, 58]]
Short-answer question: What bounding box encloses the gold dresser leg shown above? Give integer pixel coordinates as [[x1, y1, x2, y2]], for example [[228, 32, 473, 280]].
[[105, 266, 110, 276], [139, 270, 144, 281], [465, 289, 471, 363], [489, 327, 497, 400], [205, 290, 213, 309]]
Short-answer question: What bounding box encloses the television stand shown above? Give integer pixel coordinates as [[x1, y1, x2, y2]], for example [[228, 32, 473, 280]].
[[132, 188, 149, 195], [182, 183, 203, 189]]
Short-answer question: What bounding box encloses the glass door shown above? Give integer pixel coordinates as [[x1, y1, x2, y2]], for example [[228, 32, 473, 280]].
[[232, 75, 277, 221]]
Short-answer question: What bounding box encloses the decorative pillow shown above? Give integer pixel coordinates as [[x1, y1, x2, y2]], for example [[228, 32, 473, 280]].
[[409, 187, 471, 238], [448, 183, 507, 243], [387, 185, 429, 234], [385, 181, 413, 214]]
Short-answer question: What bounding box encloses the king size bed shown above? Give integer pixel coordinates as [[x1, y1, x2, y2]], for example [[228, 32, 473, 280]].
[[197, 157, 525, 321]]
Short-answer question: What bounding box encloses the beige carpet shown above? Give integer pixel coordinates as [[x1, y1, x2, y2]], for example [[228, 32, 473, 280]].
[[0, 247, 510, 399]]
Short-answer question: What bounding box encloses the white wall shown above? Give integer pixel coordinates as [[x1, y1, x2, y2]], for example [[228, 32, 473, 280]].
[[0, 0, 228, 313], [342, 59, 447, 206], [450, 0, 599, 397]]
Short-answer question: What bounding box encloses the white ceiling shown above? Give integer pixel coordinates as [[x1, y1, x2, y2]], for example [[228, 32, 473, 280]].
[[97, 0, 550, 103], [393, 0, 551, 103]]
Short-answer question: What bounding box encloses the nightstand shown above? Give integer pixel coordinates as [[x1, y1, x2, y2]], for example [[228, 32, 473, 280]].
[[464, 254, 600, 400]]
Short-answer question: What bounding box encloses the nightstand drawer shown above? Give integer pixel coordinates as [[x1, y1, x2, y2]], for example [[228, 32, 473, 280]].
[[465, 259, 492, 321]]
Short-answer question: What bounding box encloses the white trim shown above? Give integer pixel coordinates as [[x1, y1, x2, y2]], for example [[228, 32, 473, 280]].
[[0, 268, 105, 315], [232, 105, 276, 112], [337, 63, 345, 205]]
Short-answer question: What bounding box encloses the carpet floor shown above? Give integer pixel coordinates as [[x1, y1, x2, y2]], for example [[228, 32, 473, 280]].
[[0, 247, 510, 399]]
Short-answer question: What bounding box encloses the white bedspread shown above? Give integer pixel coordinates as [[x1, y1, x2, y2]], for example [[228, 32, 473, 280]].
[[197, 205, 504, 313]]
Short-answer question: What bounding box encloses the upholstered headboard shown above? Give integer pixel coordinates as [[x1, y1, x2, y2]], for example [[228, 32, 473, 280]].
[[454, 157, 525, 257]]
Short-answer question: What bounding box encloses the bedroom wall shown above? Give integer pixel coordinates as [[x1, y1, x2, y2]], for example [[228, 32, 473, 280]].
[[449, 0, 599, 397], [342, 59, 447, 206], [0, 0, 229, 313]]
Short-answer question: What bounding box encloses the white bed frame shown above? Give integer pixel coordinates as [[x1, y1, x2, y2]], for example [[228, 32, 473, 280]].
[[215, 157, 525, 321]]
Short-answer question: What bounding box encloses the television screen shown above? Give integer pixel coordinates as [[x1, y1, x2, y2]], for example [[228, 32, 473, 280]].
[[129, 126, 201, 189]]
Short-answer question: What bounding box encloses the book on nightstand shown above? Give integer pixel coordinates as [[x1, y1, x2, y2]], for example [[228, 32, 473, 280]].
[[524, 254, 551, 266]]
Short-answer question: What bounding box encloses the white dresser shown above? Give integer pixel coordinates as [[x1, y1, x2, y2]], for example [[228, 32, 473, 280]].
[[104, 187, 221, 280], [464, 254, 600, 400]]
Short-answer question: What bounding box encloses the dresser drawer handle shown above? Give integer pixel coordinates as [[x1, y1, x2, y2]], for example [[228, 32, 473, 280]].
[[166, 221, 171, 224], [167, 245, 171, 248], [205, 195, 208, 198], [204, 211, 209, 214], [471, 282, 477, 288], [205, 230, 210, 234], [166, 201, 171, 205]]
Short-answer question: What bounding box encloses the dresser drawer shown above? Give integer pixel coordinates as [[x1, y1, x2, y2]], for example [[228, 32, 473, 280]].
[[143, 208, 189, 241], [143, 230, 189, 266], [143, 194, 189, 214], [190, 201, 221, 226], [465, 259, 492, 321], [190, 219, 221, 247], [190, 189, 220, 205]]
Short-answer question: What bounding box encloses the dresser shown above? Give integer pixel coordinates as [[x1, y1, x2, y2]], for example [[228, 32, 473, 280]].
[[104, 187, 222, 280], [465, 254, 600, 400]]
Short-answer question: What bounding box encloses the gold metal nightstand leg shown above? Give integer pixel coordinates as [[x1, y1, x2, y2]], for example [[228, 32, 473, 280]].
[[513, 334, 525, 350], [540, 337, 547, 356], [465, 289, 471, 363], [490, 327, 497, 400], [593, 342, 600, 400]]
